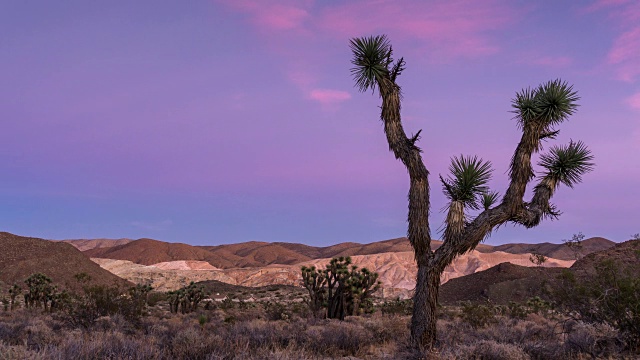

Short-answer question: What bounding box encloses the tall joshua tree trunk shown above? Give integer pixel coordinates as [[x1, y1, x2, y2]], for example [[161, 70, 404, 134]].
[[349, 35, 594, 349], [379, 77, 438, 347]]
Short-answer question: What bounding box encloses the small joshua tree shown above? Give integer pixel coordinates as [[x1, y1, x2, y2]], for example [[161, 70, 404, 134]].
[[349, 35, 594, 348]]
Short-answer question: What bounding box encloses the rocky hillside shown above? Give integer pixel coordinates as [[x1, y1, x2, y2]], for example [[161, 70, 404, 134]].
[[0, 232, 131, 291]]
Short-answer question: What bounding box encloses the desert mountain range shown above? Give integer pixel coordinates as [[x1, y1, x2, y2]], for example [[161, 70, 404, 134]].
[[77, 236, 614, 267], [0, 231, 619, 299], [64, 235, 614, 296]]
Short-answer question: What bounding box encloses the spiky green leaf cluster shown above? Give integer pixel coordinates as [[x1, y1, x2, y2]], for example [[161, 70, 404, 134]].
[[440, 155, 493, 209], [481, 191, 500, 211], [512, 79, 579, 128], [538, 140, 594, 188], [349, 35, 393, 93]]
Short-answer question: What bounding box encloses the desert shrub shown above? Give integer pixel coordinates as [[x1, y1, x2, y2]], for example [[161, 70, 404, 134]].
[[460, 302, 498, 328], [219, 297, 234, 310], [526, 296, 552, 315], [63, 283, 150, 329], [0, 341, 39, 360], [146, 291, 165, 307], [457, 340, 531, 360], [508, 301, 530, 319], [51, 330, 162, 360], [556, 259, 640, 350], [352, 315, 409, 344], [564, 321, 623, 358], [263, 300, 290, 321], [169, 327, 218, 360], [380, 297, 413, 316]]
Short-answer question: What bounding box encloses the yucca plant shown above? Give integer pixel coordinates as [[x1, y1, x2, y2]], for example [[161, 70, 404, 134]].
[[349, 34, 594, 349]]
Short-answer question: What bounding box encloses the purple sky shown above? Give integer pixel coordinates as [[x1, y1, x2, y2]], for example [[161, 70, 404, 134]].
[[1, 0, 639, 246]]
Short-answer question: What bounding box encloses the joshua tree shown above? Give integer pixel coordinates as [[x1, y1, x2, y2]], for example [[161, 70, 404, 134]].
[[167, 282, 205, 314], [349, 35, 594, 348], [24, 273, 55, 311], [301, 257, 380, 319], [301, 265, 326, 317]]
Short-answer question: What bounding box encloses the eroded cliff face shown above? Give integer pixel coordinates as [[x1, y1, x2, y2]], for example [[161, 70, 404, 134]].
[[93, 250, 573, 296]]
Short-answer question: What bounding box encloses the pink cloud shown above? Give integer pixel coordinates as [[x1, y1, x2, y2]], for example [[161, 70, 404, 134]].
[[607, 27, 640, 82], [309, 89, 351, 105], [532, 56, 573, 68], [626, 92, 640, 110], [317, 0, 514, 58], [218, 0, 310, 31], [590, 1, 640, 82]]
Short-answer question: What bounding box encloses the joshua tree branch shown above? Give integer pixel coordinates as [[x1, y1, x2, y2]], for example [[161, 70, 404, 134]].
[[378, 78, 432, 263]]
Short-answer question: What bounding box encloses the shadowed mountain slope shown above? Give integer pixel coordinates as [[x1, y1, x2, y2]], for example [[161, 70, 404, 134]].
[[439, 262, 564, 305], [570, 238, 640, 277], [478, 237, 615, 260], [58, 238, 134, 251], [439, 239, 636, 306], [83, 239, 236, 267], [0, 232, 130, 291]]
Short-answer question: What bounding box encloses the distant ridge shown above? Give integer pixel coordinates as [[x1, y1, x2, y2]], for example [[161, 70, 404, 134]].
[[0, 232, 131, 291], [82, 236, 615, 269]]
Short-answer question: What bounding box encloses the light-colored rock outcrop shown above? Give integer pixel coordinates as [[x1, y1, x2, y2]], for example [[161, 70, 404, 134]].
[[93, 249, 573, 296]]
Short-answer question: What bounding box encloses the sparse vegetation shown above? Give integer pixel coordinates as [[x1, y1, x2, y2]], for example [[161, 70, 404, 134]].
[[1, 262, 639, 359], [0, 299, 637, 359]]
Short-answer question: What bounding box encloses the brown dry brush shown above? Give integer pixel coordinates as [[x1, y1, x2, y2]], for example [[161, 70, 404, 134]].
[[1, 303, 638, 360], [349, 34, 594, 349]]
